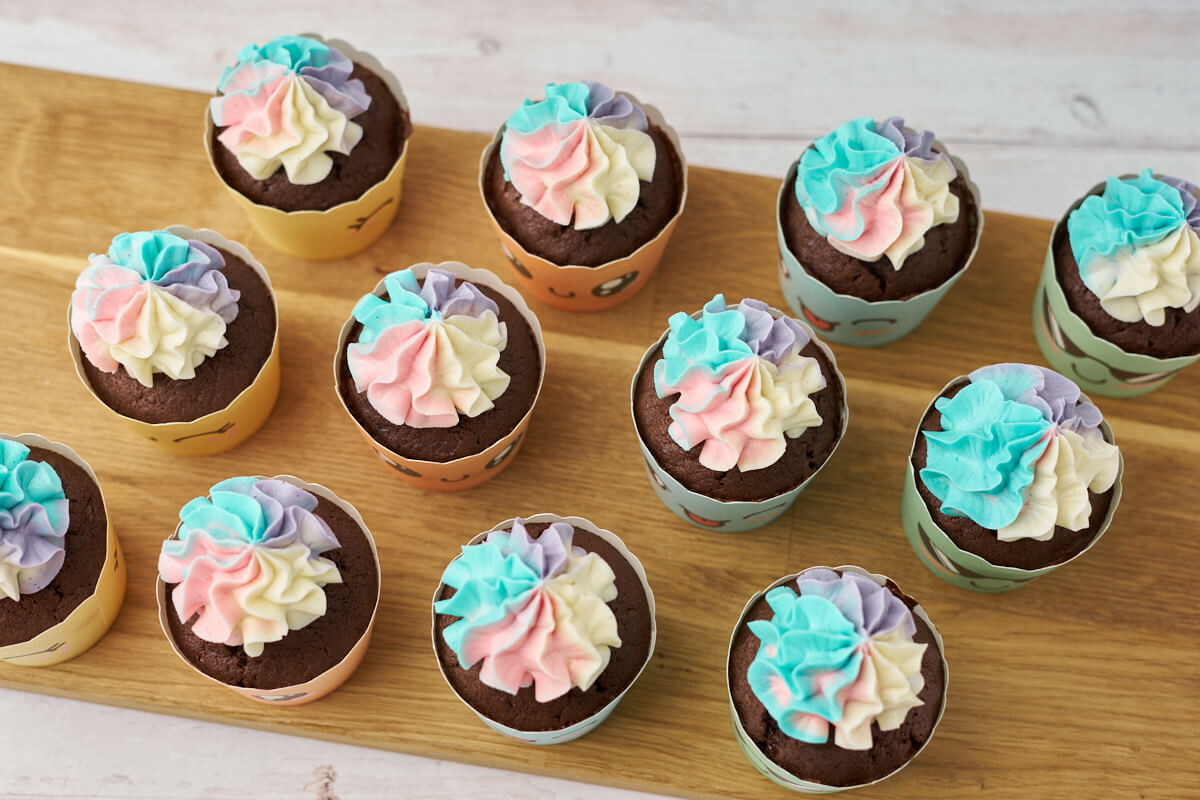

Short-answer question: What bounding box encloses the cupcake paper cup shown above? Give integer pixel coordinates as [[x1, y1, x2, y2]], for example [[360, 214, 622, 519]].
[[0, 434, 125, 667], [631, 305, 848, 533], [432, 513, 656, 744], [1033, 196, 1199, 398], [901, 377, 1124, 593], [156, 474, 379, 705], [726, 566, 948, 793], [204, 34, 411, 261], [478, 96, 688, 312], [777, 149, 983, 347], [68, 226, 281, 457], [334, 261, 546, 491]]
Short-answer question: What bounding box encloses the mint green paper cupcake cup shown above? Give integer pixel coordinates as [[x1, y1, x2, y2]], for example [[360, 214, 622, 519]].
[[776, 151, 982, 348], [630, 306, 848, 533], [1033, 199, 1199, 398], [901, 377, 1124, 593]]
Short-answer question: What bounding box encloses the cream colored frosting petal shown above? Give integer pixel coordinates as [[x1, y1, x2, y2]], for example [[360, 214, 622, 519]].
[[233, 543, 342, 658], [107, 284, 227, 387], [543, 551, 621, 692], [877, 156, 960, 270], [434, 313, 511, 419], [572, 122, 656, 230], [1085, 225, 1200, 326]]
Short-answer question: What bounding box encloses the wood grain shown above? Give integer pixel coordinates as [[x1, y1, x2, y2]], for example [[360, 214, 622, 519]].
[[0, 64, 1196, 799]]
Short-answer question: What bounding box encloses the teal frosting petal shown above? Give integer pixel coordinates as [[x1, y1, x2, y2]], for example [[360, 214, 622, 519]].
[[352, 270, 432, 345], [795, 117, 902, 224], [1067, 169, 1186, 272], [230, 35, 329, 77], [504, 81, 590, 134], [653, 294, 755, 391], [0, 440, 69, 534], [920, 380, 1053, 530], [107, 230, 196, 283]]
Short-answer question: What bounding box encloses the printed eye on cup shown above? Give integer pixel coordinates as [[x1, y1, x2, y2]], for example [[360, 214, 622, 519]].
[[0, 434, 125, 667]]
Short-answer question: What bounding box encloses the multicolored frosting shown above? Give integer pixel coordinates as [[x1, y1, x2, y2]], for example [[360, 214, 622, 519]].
[[0, 441, 70, 602], [1067, 169, 1200, 325], [500, 81, 655, 230], [211, 35, 372, 185], [71, 231, 240, 387], [435, 519, 621, 702], [796, 117, 960, 269], [653, 295, 826, 472], [158, 477, 342, 657], [747, 568, 927, 751], [347, 269, 510, 428], [920, 364, 1121, 540]]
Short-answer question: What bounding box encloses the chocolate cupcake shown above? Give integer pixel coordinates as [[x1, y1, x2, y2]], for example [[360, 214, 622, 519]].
[[68, 227, 280, 456], [432, 514, 655, 743], [480, 81, 687, 310], [1033, 170, 1200, 397], [728, 566, 947, 791], [205, 34, 413, 258], [0, 434, 124, 666], [156, 475, 379, 704], [902, 363, 1123, 592], [334, 262, 545, 490], [777, 117, 982, 346], [632, 294, 847, 531]]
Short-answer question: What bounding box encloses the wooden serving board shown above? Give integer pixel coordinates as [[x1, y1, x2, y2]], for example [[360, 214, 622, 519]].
[[0, 64, 1196, 799]]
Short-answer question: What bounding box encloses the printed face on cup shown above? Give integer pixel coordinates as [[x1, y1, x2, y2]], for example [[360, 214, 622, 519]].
[[642, 457, 790, 529], [778, 256, 899, 340], [909, 519, 1033, 593]]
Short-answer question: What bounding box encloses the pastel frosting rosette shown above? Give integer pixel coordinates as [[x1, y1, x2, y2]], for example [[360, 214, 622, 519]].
[[500, 81, 656, 230], [347, 269, 510, 428], [747, 569, 927, 750], [435, 519, 621, 702], [1067, 169, 1200, 326], [0, 441, 70, 602], [211, 34, 372, 185], [796, 117, 960, 269], [653, 295, 827, 472], [158, 477, 343, 657], [920, 363, 1121, 541], [70, 230, 240, 387]]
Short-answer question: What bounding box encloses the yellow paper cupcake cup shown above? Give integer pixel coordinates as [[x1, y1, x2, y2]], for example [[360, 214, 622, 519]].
[[0, 434, 125, 667], [156, 475, 380, 705], [334, 261, 546, 491], [204, 34, 411, 260], [68, 226, 280, 457], [479, 96, 688, 312]]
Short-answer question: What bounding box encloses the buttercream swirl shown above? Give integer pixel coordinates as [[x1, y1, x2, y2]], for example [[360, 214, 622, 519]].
[[921, 364, 1120, 540], [347, 269, 510, 428], [500, 81, 655, 230], [653, 295, 825, 472], [795, 116, 959, 269], [0, 440, 70, 602], [435, 519, 621, 702], [158, 477, 342, 657], [71, 231, 240, 387], [747, 568, 926, 750], [1068, 170, 1200, 326], [211, 35, 372, 185]]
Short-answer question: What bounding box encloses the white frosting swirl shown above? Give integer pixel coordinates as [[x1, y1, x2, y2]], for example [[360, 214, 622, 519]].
[[834, 628, 927, 750], [1082, 224, 1200, 326], [109, 284, 228, 387]]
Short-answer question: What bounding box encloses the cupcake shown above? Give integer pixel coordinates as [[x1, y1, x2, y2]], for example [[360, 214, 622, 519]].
[[334, 262, 545, 490], [631, 294, 847, 531], [432, 514, 655, 743], [206, 34, 412, 259], [156, 475, 379, 704], [1033, 170, 1200, 396], [777, 117, 982, 346], [479, 81, 687, 310], [68, 227, 280, 456], [727, 566, 947, 792], [0, 434, 124, 666], [902, 363, 1123, 592]]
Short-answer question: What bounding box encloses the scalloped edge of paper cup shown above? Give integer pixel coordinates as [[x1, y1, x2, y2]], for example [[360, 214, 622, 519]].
[[203, 34, 411, 260], [478, 95, 688, 311], [901, 376, 1124, 593], [630, 305, 849, 533], [155, 474, 380, 705], [726, 565, 948, 793], [430, 513, 656, 744], [776, 144, 983, 348], [0, 434, 125, 667], [68, 226, 281, 457], [333, 261, 546, 491], [1032, 184, 1199, 398]]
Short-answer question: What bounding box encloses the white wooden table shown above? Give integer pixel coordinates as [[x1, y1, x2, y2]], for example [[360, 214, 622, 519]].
[[1, 2, 1196, 797]]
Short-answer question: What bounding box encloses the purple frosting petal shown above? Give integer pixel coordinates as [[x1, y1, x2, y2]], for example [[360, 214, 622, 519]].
[[420, 269, 501, 319], [246, 478, 340, 553], [735, 298, 812, 365], [796, 567, 916, 638], [969, 363, 1103, 435], [299, 45, 372, 118], [0, 504, 67, 567], [487, 518, 577, 579], [583, 80, 648, 131], [156, 239, 241, 324], [1160, 175, 1200, 236], [876, 116, 954, 176]]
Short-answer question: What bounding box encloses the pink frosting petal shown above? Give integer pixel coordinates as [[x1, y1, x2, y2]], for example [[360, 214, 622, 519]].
[[216, 73, 300, 155], [164, 536, 259, 647], [503, 120, 591, 226], [346, 320, 460, 428], [666, 357, 777, 472], [71, 265, 149, 372]]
